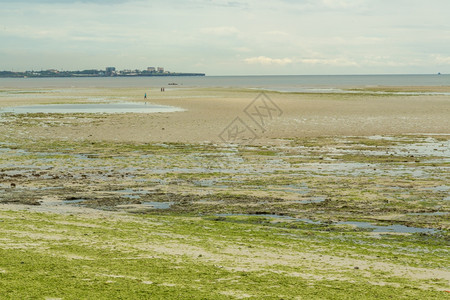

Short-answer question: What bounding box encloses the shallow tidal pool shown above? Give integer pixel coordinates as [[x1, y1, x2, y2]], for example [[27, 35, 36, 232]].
[[0, 102, 184, 114]]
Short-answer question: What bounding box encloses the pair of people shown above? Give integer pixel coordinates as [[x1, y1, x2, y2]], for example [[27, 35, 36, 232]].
[[144, 88, 165, 99]]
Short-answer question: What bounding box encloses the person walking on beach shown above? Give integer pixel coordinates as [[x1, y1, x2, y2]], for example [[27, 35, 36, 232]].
[[144, 92, 147, 99]]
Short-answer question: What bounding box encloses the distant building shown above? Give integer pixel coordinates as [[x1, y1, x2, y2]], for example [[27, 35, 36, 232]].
[[157, 67, 164, 73], [105, 67, 116, 76], [147, 67, 156, 72]]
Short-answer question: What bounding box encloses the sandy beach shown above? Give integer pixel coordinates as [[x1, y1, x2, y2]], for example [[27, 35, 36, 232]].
[[1, 86, 449, 144], [1, 85, 449, 298]]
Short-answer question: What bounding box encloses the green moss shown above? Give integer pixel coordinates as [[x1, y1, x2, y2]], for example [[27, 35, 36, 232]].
[[1, 133, 449, 297], [0, 210, 447, 299]]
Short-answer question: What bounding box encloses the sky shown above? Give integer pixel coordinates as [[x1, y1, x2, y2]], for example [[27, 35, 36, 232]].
[[1, 0, 450, 75]]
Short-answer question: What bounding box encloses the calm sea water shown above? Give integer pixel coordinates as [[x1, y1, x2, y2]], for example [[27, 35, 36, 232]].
[[0, 74, 449, 91]]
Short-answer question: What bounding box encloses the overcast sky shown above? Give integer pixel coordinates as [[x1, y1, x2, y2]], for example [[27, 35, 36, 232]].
[[1, 0, 449, 75]]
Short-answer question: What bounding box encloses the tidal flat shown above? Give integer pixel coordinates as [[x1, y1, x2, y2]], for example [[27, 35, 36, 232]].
[[0, 87, 449, 299]]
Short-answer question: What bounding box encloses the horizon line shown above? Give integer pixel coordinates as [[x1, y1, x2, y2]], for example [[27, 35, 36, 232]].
[[0, 72, 447, 77]]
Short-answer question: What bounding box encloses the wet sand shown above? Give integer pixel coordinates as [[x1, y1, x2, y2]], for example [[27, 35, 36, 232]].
[[1, 86, 449, 297], [0, 86, 449, 144]]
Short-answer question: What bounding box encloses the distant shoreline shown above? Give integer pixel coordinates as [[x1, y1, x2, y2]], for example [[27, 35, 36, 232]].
[[0, 72, 205, 78]]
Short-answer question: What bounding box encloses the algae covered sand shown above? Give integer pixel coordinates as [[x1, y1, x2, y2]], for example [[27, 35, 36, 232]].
[[0, 209, 448, 299], [0, 87, 449, 299]]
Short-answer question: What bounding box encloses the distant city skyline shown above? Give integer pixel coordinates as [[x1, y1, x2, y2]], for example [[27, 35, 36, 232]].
[[1, 0, 450, 75], [0, 66, 205, 77]]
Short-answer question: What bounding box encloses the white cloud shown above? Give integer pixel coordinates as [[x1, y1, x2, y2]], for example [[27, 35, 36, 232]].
[[234, 47, 252, 53], [264, 30, 289, 36], [244, 56, 358, 67], [319, 0, 365, 9], [298, 57, 358, 67], [432, 55, 450, 65], [201, 26, 240, 36], [244, 56, 293, 66]]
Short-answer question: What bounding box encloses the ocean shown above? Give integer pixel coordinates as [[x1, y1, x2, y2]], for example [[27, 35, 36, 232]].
[[0, 74, 449, 92]]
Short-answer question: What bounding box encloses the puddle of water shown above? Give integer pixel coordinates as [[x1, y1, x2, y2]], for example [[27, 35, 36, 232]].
[[293, 196, 326, 204], [305, 162, 432, 178], [407, 212, 449, 216], [296, 218, 322, 224], [142, 201, 173, 209], [122, 194, 140, 199], [245, 184, 310, 195], [393, 140, 450, 157], [115, 188, 150, 199], [274, 184, 309, 195], [63, 199, 86, 204], [215, 213, 437, 233], [193, 180, 216, 187], [335, 221, 437, 234], [305, 162, 376, 174], [0, 148, 13, 154], [149, 179, 168, 185], [367, 135, 397, 141], [74, 153, 100, 159], [0, 102, 184, 114], [192, 179, 230, 189], [426, 185, 449, 192], [22, 186, 62, 191]]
